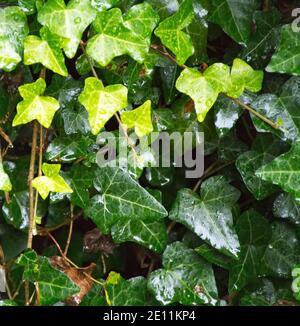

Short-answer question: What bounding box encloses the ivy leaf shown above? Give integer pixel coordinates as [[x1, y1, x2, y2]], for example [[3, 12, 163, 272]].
[[12, 78, 60, 128], [111, 220, 167, 254], [45, 135, 93, 163], [266, 24, 300, 76], [154, 0, 194, 65], [147, 242, 218, 305], [32, 163, 73, 200], [78, 77, 128, 135], [195, 244, 232, 270], [0, 161, 12, 192], [256, 142, 300, 203], [226, 58, 264, 98], [84, 166, 167, 234], [236, 134, 289, 200], [273, 193, 300, 226], [229, 210, 271, 293], [0, 6, 29, 72], [209, 0, 258, 44], [86, 4, 159, 66], [262, 222, 300, 278], [250, 78, 300, 142], [105, 272, 157, 306], [175, 64, 229, 122], [38, 0, 96, 58], [17, 249, 80, 305], [121, 100, 153, 138], [240, 9, 281, 68], [91, 0, 121, 12], [169, 176, 240, 258], [24, 27, 68, 77]]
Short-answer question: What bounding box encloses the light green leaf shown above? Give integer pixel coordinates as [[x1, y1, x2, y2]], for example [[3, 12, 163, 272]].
[[209, 0, 258, 44], [175, 65, 228, 122], [17, 249, 80, 305], [256, 142, 300, 203], [154, 0, 194, 65], [78, 77, 128, 135], [38, 0, 97, 58], [32, 163, 73, 200], [86, 3, 159, 66], [0, 161, 12, 192], [148, 242, 218, 305], [121, 100, 153, 137], [84, 166, 167, 234], [229, 210, 271, 292], [292, 265, 300, 301], [13, 78, 60, 128], [91, 0, 121, 12], [0, 6, 29, 72], [226, 58, 264, 98], [24, 27, 68, 76], [266, 24, 300, 76], [169, 176, 240, 258]]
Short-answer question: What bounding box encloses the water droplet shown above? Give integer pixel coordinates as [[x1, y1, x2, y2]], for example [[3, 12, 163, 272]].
[[268, 244, 273, 249], [14, 14, 20, 21], [74, 17, 81, 24]]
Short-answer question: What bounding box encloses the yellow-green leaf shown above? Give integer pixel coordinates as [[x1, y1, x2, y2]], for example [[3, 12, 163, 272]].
[[121, 100, 153, 137], [13, 78, 60, 128], [32, 163, 73, 200], [78, 77, 128, 135], [0, 162, 12, 192], [24, 27, 68, 76]]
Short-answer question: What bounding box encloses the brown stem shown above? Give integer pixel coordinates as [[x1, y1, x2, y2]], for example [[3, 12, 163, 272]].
[[0, 127, 13, 148], [27, 121, 38, 249], [64, 204, 74, 256], [150, 44, 187, 69]]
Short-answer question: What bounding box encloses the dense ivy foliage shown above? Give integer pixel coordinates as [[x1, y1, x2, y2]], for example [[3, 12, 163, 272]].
[[0, 0, 300, 307]]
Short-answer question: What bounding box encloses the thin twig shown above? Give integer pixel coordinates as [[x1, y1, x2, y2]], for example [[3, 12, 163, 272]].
[[27, 121, 38, 249], [150, 44, 187, 69], [0, 127, 13, 148], [64, 204, 74, 256]]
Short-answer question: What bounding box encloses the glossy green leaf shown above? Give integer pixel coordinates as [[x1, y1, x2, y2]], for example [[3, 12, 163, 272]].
[[229, 210, 271, 292], [154, 0, 194, 65], [13, 78, 60, 128], [78, 77, 128, 135], [0, 6, 29, 72], [195, 244, 232, 270], [24, 27, 68, 76], [111, 220, 167, 254], [0, 161, 12, 192], [250, 77, 300, 142], [240, 9, 281, 68], [209, 0, 258, 44], [84, 166, 167, 234], [169, 176, 240, 258], [273, 193, 300, 226], [105, 273, 156, 306], [266, 24, 300, 76], [236, 134, 288, 200], [148, 242, 218, 305], [17, 249, 80, 305], [91, 0, 121, 12], [262, 222, 300, 278], [256, 142, 300, 203], [32, 163, 73, 200], [86, 3, 159, 66], [121, 100, 153, 138], [38, 0, 96, 58]]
